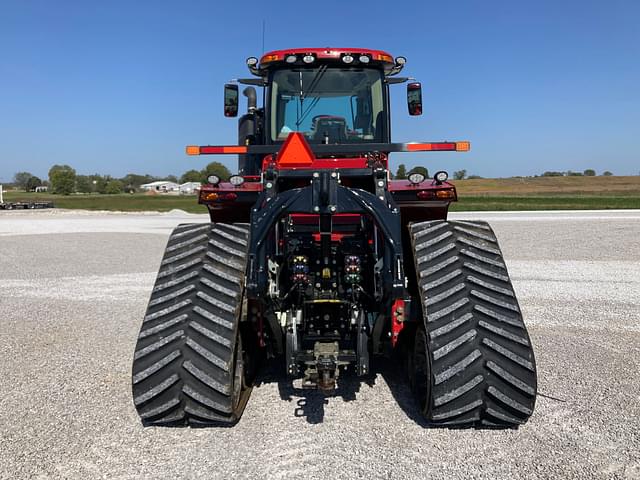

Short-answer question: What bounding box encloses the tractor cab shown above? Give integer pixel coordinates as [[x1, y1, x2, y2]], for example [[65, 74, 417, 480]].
[[223, 48, 420, 174]]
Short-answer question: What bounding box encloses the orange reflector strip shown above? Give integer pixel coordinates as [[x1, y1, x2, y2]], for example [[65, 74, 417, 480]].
[[406, 143, 456, 151], [186, 145, 200, 155], [198, 146, 248, 154], [405, 142, 471, 152]]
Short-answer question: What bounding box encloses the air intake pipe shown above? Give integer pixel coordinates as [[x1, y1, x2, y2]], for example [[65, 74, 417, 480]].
[[243, 87, 257, 112]]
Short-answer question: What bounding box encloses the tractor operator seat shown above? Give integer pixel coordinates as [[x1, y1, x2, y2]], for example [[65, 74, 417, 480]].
[[311, 115, 348, 144]]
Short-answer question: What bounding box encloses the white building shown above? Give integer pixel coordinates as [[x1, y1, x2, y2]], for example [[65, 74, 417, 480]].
[[140, 181, 179, 193], [179, 182, 201, 195]]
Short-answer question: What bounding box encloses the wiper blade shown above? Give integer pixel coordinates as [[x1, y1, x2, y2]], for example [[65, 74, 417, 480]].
[[297, 66, 327, 127], [301, 65, 327, 100]]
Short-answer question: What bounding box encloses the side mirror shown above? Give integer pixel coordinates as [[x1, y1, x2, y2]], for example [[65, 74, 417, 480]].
[[407, 82, 423, 116], [224, 84, 239, 117]]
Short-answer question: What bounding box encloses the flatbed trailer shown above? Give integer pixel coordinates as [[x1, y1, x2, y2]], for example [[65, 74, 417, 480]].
[[0, 201, 54, 210], [0, 185, 54, 210]]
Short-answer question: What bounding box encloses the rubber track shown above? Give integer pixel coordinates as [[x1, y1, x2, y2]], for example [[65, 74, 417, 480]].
[[410, 220, 537, 427], [131, 223, 249, 426]]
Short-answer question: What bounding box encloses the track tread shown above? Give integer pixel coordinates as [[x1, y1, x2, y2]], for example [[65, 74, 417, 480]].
[[148, 285, 196, 307], [428, 298, 469, 323], [410, 220, 537, 428], [143, 299, 192, 322], [161, 245, 207, 266], [432, 329, 477, 360], [429, 312, 473, 338], [421, 256, 459, 278], [131, 223, 250, 426], [138, 314, 188, 339], [157, 258, 203, 279], [153, 271, 200, 293], [132, 350, 181, 384], [165, 234, 209, 253]]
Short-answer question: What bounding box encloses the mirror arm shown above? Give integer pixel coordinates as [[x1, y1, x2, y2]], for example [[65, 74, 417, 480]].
[[386, 77, 410, 85], [236, 78, 267, 86]]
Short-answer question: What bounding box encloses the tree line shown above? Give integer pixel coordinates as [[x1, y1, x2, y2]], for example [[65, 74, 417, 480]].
[[393, 165, 614, 181], [12, 162, 232, 195], [539, 169, 612, 177], [11, 163, 620, 194]]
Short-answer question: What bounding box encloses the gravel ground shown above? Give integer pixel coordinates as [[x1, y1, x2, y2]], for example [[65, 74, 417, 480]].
[[1, 209, 639, 479]]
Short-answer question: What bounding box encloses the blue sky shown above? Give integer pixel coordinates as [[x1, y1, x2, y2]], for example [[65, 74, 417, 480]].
[[1, 0, 638, 182]]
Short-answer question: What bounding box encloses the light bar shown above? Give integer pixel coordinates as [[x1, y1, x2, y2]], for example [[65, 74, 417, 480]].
[[186, 141, 470, 156]]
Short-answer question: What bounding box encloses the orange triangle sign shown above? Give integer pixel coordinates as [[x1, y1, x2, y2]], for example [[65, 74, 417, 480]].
[[277, 132, 315, 167]]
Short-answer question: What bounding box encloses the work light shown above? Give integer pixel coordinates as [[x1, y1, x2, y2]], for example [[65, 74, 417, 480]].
[[229, 175, 245, 187], [434, 171, 448, 184], [408, 172, 426, 185]]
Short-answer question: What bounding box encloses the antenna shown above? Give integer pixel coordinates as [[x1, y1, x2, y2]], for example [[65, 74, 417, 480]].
[[261, 20, 266, 55]]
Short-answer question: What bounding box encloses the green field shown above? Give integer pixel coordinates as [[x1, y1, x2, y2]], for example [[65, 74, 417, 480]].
[[2, 192, 208, 213], [450, 176, 640, 210], [3, 175, 640, 212]]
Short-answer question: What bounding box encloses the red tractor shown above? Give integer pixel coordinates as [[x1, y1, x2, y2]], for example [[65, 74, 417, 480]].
[[132, 48, 537, 428]]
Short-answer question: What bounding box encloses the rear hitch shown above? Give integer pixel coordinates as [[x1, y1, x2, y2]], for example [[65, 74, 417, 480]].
[[302, 342, 341, 392]]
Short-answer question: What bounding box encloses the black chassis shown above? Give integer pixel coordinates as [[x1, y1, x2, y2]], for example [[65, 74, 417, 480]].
[[245, 165, 410, 387]]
